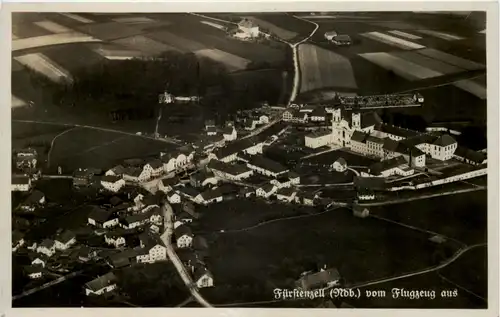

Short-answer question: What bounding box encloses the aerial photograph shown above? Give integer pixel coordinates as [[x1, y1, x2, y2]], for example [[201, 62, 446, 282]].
[[11, 11, 488, 309]]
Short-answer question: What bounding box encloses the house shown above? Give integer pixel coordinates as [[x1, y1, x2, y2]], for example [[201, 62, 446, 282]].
[[332, 158, 347, 172], [175, 225, 194, 248], [357, 189, 376, 201], [296, 267, 341, 290], [54, 230, 76, 250], [211, 138, 263, 162], [107, 249, 137, 268], [20, 190, 46, 212], [121, 213, 149, 229], [136, 233, 167, 263], [174, 211, 193, 229], [205, 119, 215, 129], [28, 253, 47, 267], [304, 130, 333, 149], [25, 265, 44, 279], [167, 191, 182, 204], [207, 160, 254, 181], [105, 165, 125, 177], [332, 34, 352, 46], [222, 126, 237, 141], [15, 148, 38, 170], [12, 230, 25, 252], [288, 171, 301, 185], [402, 133, 457, 162], [310, 108, 327, 122], [206, 126, 218, 136], [148, 207, 163, 225], [122, 167, 148, 183], [84, 272, 118, 296], [324, 30, 338, 40], [158, 177, 179, 193], [104, 230, 127, 248], [276, 187, 297, 202], [12, 175, 31, 192], [236, 18, 259, 38], [247, 156, 289, 178], [256, 183, 277, 198], [190, 170, 218, 188], [195, 187, 224, 205], [88, 207, 119, 228], [193, 265, 214, 288], [182, 201, 199, 219], [299, 192, 318, 206], [366, 135, 385, 158], [177, 186, 201, 201], [365, 156, 414, 178], [100, 175, 126, 193], [73, 168, 94, 187], [144, 159, 164, 178], [37, 239, 56, 257], [453, 146, 487, 165]]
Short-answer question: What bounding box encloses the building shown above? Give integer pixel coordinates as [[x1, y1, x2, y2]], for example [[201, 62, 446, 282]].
[[12, 175, 31, 192], [100, 175, 126, 193], [73, 168, 94, 187], [353, 205, 370, 218], [190, 170, 218, 188], [167, 191, 182, 204], [365, 156, 414, 178], [106, 249, 137, 268], [256, 183, 277, 198], [28, 253, 47, 267], [12, 231, 25, 252], [276, 187, 297, 202], [298, 192, 318, 206], [177, 186, 201, 201], [207, 160, 254, 181], [206, 126, 217, 136], [324, 30, 338, 40], [20, 190, 46, 212], [88, 207, 119, 228], [15, 148, 38, 170], [121, 213, 149, 229], [211, 138, 263, 163], [247, 156, 289, 178], [122, 167, 148, 183], [84, 272, 118, 296], [25, 265, 44, 279], [105, 165, 125, 177], [332, 158, 347, 172], [175, 225, 194, 248], [195, 187, 224, 205], [136, 233, 167, 263], [296, 268, 341, 290], [365, 135, 385, 157], [453, 146, 487, 165], [54, 230, 76, 250], [222, 126, 237, 141], [193, 265, 214, 288], [305, 130, 333, 149], [144, 160, 164, 178], [331, 34, 352, 46], [236, 18, 259, 38], [104, 231, 127, 248], [310, 108, 327, 122], [37, 239, 56, 257]]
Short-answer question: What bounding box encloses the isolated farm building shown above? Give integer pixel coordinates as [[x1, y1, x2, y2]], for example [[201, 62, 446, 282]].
[[207, 160, 254, 181], [12, 175, 31, 192], [73, 168, 95, 187], [296, 267, 341, 291], [276, 187, 297, 203], [331, 34, 352, 46], [331, 158, 348, 173], [167, 191, 182, 204], [20, 190, 46, 212], [256, 183, 277, 198], [193, 264, 214, 288], [105, 165, 126, 177], [223, 126, 237, 141], [175, 225, 194, 248], [236, 18, 259, 39], [247, 155, 289, 178], [305, 130, 333, 149], [324, 30, 338, 40], [24, 265, 44, 279], [100, 175, 126, 193], [144, 159, 164, 178], [158, 177, 180, 193], [136, 233, 167, 263], [190, 170, 218, 188], [84, 272, 118, 296], [54, 230, 76, 250], [453, 146, 487, 165], [12, 231, 25, 252], [37, 239, 56, 257], [195, 188, 224, 205]]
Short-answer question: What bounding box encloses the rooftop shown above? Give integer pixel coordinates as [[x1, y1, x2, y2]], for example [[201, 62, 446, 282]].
[[248, 155, 289, 174], [207, 160, 251, 176], [85, 272, 117, 292]]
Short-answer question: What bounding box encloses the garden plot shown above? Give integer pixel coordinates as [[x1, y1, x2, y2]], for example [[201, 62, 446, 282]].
[[361, 31, 425, 50], [299, 44, 357, 93], [12, 32, 101, 51], [417, 29, 464, 41], [194, 48, 250, 72], [33, 20, 73, 34], [359, 52, 442, 81], [113, 35, 180, 55], [243, 16, 298, 40], [59, 13, 94, 24], [387, 30, 422, 40], [145, 30, 207, 52], [453, 79, 487, 100], [14, 53, 73, 84], [390, 51, 464, 74], [416, 48, 485, 70], [76, 22, 145, 41], [12, 95, 27, 109]]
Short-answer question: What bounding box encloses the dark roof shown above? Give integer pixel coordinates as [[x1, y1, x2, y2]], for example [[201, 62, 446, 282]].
[[259, 183, 275, 193], [288, 171, 300, 179], [383, 138, 400, 152], [26, 190, 45, 203], [213, 139, 257, 159], [124, 213, 149, 224], [454, 146, 487, 163], [123, 167, 143, 177], [298, 268, 341, 290], [334, 34, 351, 41], [110, 165, 125, 174], [12, 175, 30, 185], [369, 156, 408, 175], [306, 129, 331, 138], [24, 265, 44, 275], [12, 230, 24, 243], [193, 236, 209, 250], [223, 127, 234, 135], [40, 239, 55, 248], [161, 177, 180, 187], [208, 160, 251, 176], [311, 108, 326, 117], [55, 230, 76, 244], [353, 176, 386, 190], [191, 170, 215, 182], [206, 126, 217, 133], [200, 188, 223, 201], [177, 211, 193, 220], [248, 156, 288, 174], [401, 133, 438, 147], [193, 264, 213, 281], [147, 159, 163, 169], [140, 232, 165, 250], [276, 187, 297, 197], [377, 124, 420, 138], [366, 135, 385, 144], [109, 196, 122, 206], [360, 112, 382, 128], [351, 131, 368, 143], [433, 134, 456, 147], [88, 207, 114, 223], [174, 225, 193, 238], [101, 175, 122, 183], [85, 272, 117, 291], [177, 186, 200, 198]]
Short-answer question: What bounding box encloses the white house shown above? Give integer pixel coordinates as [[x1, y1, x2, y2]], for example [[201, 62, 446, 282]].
[[88, 208, 119, 228], [105, 165, 125, 177], [136, 233, 167, 263], [104, 232, 127, 248], [256, 183, 277, 198], [54, 230, 76, 250], [144, 160, 164, 178], [122, 213, 149, 229], [12, 175, 31, 192], [100, 175, 126, 193], [37, 239, 56, 257], [324, 30, 338, 40], [237, 18, 259, 38], [207, 160, 254, 181], [167, 191, 182, 204], [85, 272, 118, 296], [332, 158, 348, 172], [357, 189, 376, 201], [29, 254, 47, 267], [305, 130, 333, 149], [259, 115, 270, 124], [20, 190, 46, 212], [223, 126, 237, 141], [194, 265, 214, 288], [206, 126, 218, 136], [276, 187, 297, 203], [175, 225, 194, 248]]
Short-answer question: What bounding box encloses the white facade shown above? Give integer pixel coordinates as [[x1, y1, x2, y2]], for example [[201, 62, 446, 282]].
[[417, 143, 457, 161], [54, 238, 76, 250], [168, 193, 182, 204], [103, 218, 120, 229], [85, 284, 117, 296], [305, 132, 333, 149], [332, 160, 347, 172], [136, 245, 167, 263], [256, 185, 277, 198], [101, 179, 126, 193], [223, 127, 237, 141], [177, 235, 193, 248], [37, 245, 55, 257], [143, 163, 163, 178], [12, 180, 31, 192], [196, 273, 214, 288], [105, 235, 126, 248]]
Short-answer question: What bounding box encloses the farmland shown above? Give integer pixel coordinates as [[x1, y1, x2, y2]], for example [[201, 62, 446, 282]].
[[250, 13, 316, 42], [298, 43, 358, 93], [202, 207, 447, 304]]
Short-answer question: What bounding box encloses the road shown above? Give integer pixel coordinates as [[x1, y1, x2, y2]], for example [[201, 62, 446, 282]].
[[47, 127, 79, 168], [160, 200, 213, 307], [12, 119, 181, 145]]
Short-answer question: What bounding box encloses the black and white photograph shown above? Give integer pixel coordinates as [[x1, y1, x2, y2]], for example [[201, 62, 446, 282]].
[[7, 4, 498, 313]]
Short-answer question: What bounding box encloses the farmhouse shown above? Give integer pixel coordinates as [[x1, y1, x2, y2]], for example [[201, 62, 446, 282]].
[[207, 160, 254, 181], [193, 265, 214, 288], [324, 30, 338, 40], [305, 130, 333, 149], [123, 167, 148, 183], [84, 272, 117, 296], [247, 156, 289, 177], [175, 225, 194, 248], [276, 187, 297, 202], [88, 207, 119, 228], [107, 249, 137, 268], [121, 213, 150, 229], [331, 34, 352, 46], [177, 186, 201, 201], [104, 231, 127, 248], [100, 175, 126, 193], [235, 18, 259, 39], [223, 126, 237, 141], [20, 190, 46, 212], [296, 267, 341, 290], [12, 231, 25, 252], [195, 187, 224, 205], [105, 165, 125, 177], [28, 253, 47, 267], [211, 138, 263, 162], [54, 230, 76, 250], [332, 158, 347, 172], [73, 168, 94, 187], [12, 175, 31, 192], [37, 239, 56, 257], [297, 191, 318, 206], [357, 188, 376, 201]]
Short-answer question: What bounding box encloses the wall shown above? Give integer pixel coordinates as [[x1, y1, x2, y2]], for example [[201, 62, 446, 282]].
[[387, 168, 487, 191]]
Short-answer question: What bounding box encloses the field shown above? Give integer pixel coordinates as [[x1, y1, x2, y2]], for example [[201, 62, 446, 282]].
[[12, 32, 102, 51], [14, 53, 73, 84], [243, 16, 298, 40], [250, 13, 316, 41], [202, 207, 446, 304], [194, 49, 250, 72], [298, 44, 358, 93]]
